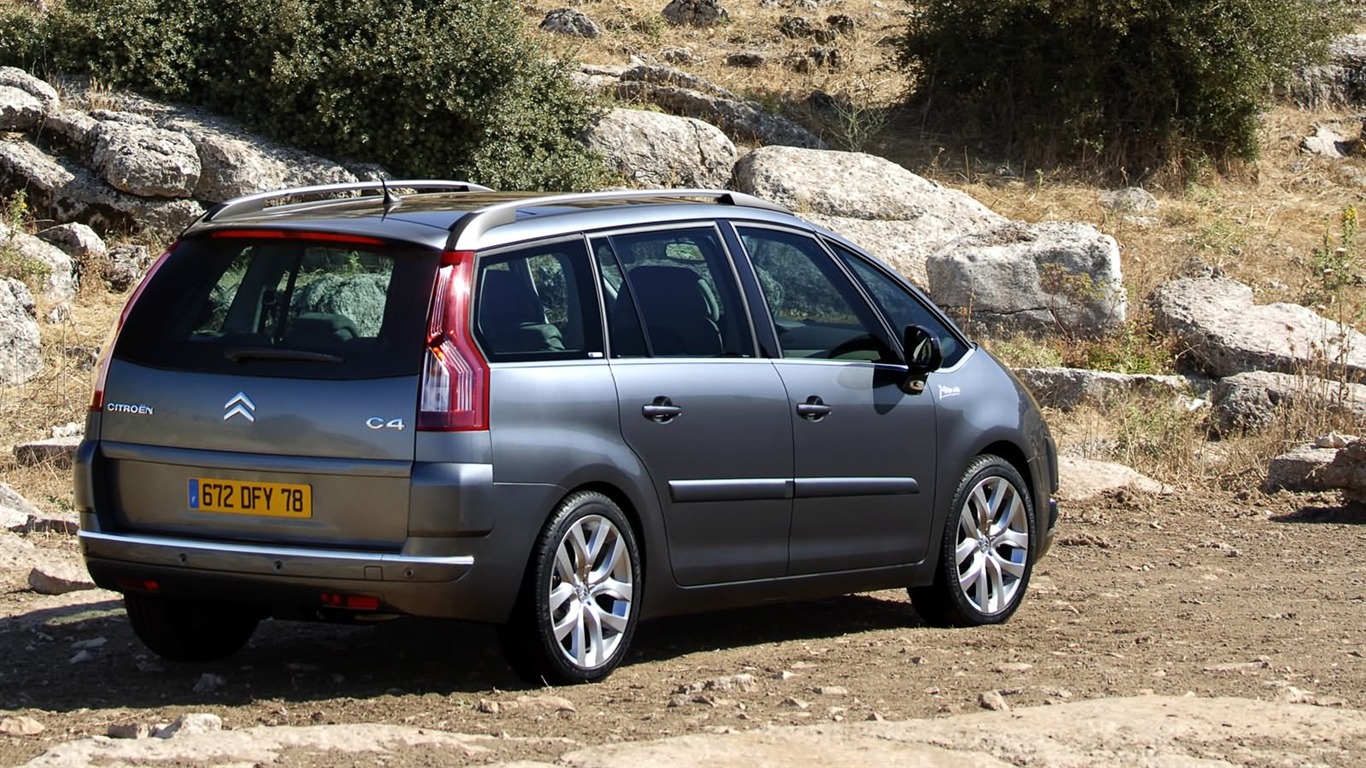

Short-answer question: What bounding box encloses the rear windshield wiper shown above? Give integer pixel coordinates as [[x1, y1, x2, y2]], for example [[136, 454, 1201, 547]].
[[224, 347, 344, 364]]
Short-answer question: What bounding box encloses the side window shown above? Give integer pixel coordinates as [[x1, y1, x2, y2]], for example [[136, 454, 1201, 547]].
[[474, 240, 603, 362], [594, 228, 753, 358], [737, 227, 895, 362], [830, 241, 967, 367]]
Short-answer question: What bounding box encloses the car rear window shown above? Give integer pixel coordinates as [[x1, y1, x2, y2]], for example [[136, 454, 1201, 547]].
[[113, 234, 441, 380]]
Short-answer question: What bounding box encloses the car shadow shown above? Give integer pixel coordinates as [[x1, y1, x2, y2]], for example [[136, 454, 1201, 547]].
[[0, 591, 923, 713], [1270, 502, 1366, 524]]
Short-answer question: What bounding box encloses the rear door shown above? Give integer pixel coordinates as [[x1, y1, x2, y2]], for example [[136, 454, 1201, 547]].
[[97, 232, 440, 549], [735, 224, 939, 574], [595, 226, 794, 586]]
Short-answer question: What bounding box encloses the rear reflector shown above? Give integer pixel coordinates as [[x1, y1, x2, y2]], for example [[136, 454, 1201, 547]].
[[320, 593, 380, 611], [115, 578, 160, 592]]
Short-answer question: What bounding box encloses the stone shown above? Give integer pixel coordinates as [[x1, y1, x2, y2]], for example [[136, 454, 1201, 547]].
[[27, 560, 95, 595], [0, 85, 44, 132], [662, 0, 730, 26], [90, 121, 202, 198], [0, 482, 43, 530], [978, 691, 1010, 711], [926, 221, 1126, 336], [0, 716, 44, 736], [1151, 276, 1366, 378], [814, 686, 848, 696], [108, 722, 152, 739], [36, 223, 107, 270], [1301, 123, 1354, 158], [0, 278, 40, 387], [616, 67, 822, 148], [68, 649, 93, 664], [1268, 446, 1330, 491], [155, 712, 224, 738], [1212, 370, 1366, 435], [540, 8, 601, 37], [191, 674, 226, 694], [1, 228, 78, 300], [733, 146, 1005, 286], [41, 109, 100, 149], [1012, 367, 1198, 411], [13, 435, 80, 468], [1056, 456, 1171, 503], [1311, 439, 1366, 502], [1288, 34, 1366, 108], [584, 108, 738, 189], [0, 67, 60, 110], [513, 695, 577, 713], [779, 15, 817, 37], [1098, 187, 1158, 212]]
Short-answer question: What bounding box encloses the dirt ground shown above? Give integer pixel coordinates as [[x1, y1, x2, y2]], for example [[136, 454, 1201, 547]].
[[1, 484, 1364, 766]]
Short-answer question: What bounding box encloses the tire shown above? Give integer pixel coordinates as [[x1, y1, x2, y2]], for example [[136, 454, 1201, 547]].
[[911, 455, 1036, 627], [124, 593, 261, 662], [499, 491, 641, 685]]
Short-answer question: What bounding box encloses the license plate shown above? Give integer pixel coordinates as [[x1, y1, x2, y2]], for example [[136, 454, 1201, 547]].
[[188, 478, 312, 518]]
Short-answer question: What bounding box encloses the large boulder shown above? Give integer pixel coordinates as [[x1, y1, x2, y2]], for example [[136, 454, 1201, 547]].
[[1288, 34, 1366, 108], [733, 145, 1005, 285], [539, 8, 601, 37], [925, 221, 1126, 336], [1212, 370, 1366, 435], [0, 139, 204, 235], [0, 67, 60, 111], [0, 278, 40, 387], [90, 121, 202, 198], [1, 221, 77, 301], [1013, 367, 1196, 412], [616, 65, 824, 149], [662, 0, 730, 26], [1151, 276, 1366, 378], [1312, 438, 1366, 502], [0, 85, 44, 132], [584, 108, 737, 189]]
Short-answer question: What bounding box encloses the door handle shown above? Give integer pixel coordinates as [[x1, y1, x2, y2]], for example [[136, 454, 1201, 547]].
[[642, 396, 682, 423], [796, 396, 832, 421]]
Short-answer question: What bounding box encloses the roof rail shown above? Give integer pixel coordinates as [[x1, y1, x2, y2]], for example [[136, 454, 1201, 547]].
[[202, 179, 494, 223], [446, 189, 789, 250]]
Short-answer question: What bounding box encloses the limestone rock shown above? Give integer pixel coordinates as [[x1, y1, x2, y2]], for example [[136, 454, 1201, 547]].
[[662, 0, 730, 26], [1098, 187, 1158, 212], [926, 221, 1126, 336], [1013, 367, 1198, 411], [0, 278, 40, 387], [42, 108, 100, 149], [732, 146, 1004, 285], [0, 482, 43, 530], [28, 560, 95, 595], [1302, 123, 1355, 158], [540, 8, 601, 37], [1150, 277, 1366, 378], [101, 243, 153, 292], [13, 435, 81, 468], [0, 716, 44, 736], [1212, 370, 1366, 435], [91, 121, 202, 198], [155, 713, 224, 739], [0, 67, 60, 110], [1288, 34, 1366, 108], [584, 108, 737, 188], [1312, 439, 1366, 502], [0, 85, 44, 132], [1267, 444, 1340, 492], [1056, 456, 1171, 503], [1, 227, 77, 300]]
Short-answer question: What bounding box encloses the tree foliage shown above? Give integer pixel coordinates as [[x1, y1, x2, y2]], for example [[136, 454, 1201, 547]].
[[899, 0, 1349, 177], [1, 0, 607, 190]]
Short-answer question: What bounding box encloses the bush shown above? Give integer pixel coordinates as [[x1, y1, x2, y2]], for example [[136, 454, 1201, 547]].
[[899, 0, 1349, 178], [1, 0, 607, 190]]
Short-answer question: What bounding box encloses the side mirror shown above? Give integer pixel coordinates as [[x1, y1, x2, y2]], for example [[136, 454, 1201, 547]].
[[902, 325, 942, 394]]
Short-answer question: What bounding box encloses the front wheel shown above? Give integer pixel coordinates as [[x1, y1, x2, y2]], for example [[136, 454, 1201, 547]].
[[499, 491, 641, 684], [911, 455, 1035, 627]]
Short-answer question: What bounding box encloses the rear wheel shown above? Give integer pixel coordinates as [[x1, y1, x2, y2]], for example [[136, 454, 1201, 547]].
[[500, 491, 641, 684], [124, 593, 261, 662], [911, 455, 1035, 627]]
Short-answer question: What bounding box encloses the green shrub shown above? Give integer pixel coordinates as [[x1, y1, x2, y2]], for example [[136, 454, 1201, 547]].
[[1, 0, 607, 190], [899, 0, 1348, 178]]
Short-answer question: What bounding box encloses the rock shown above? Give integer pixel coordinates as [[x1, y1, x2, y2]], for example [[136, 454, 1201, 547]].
[[779, 15, 817, 38], [814, 686, 848, 696], [1098, 187, 1158, 212], [28, 560, 95, 595], [0, 67, 60, 111], [0, 85, 44, 132], [72, 636, 107, 650], [1056, 456, 1171, 503], [1312, 439, 1366, 502], [1288, 34, 1366, 108], [43, 109, 100, 148], [782, 697, 811, 710], [1, 229, 78, 300], [36, 223, 108, 277], [662, 0, 730, 26], [584, 108, 737, 189], [90, 121, 202, 198], [616, 66, 823, 149], [926, 221, 1126, 336], [155, 713, 224, 738], [513, 695, 577, 713], [164, 113, 357, 204], [1268, 443, 1336, 491], [191, 673, 226, 694], [1212, 370, 1366, 435], [1150, 277, 1366, 378], [101, 243, 154, 292], [476, 698, 500, 714], [107, 722, 152, 739], [724, 51, 767, 69], [13, 435, 81, 469], [68, 649, 93, 664], [827, 14, 856, 33], [732, 146, 1005, 285], [0, 139, 205, 235], [1302, 123, 1355, 158], [12, 509, 79, 534], [662, 48, 697, 65], [0, 482, 43, 529], [0, 716, 44, 736], [1013, 367, 1198, 411], [540, 8, 601, 37], [0, 278, 41, 387], [678, 674, 758, 694], [978, 691, 1010, 711]]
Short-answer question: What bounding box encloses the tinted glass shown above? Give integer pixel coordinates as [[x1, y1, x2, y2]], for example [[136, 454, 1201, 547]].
[[595, 227, 753, 358], [738, 227, 895, 362], [114, 235, 439, 379], [830, 241, 967, 367], [474, 240, 603, 362]]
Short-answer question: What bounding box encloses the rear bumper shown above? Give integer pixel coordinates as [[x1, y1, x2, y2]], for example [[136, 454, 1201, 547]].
[[79, 529, 492, 620]]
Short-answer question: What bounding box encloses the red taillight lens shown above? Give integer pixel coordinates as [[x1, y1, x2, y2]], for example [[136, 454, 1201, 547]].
[[417, 250, 488, 431], [89, 245, 174, 412]]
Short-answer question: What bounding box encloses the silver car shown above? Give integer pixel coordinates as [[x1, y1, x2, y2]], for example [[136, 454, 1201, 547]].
[[76, 182, 1059, 684]]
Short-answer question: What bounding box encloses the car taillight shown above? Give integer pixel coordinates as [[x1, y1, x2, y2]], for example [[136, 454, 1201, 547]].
[[417, 250, 488, 431], [89, 245, 174, 412]]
